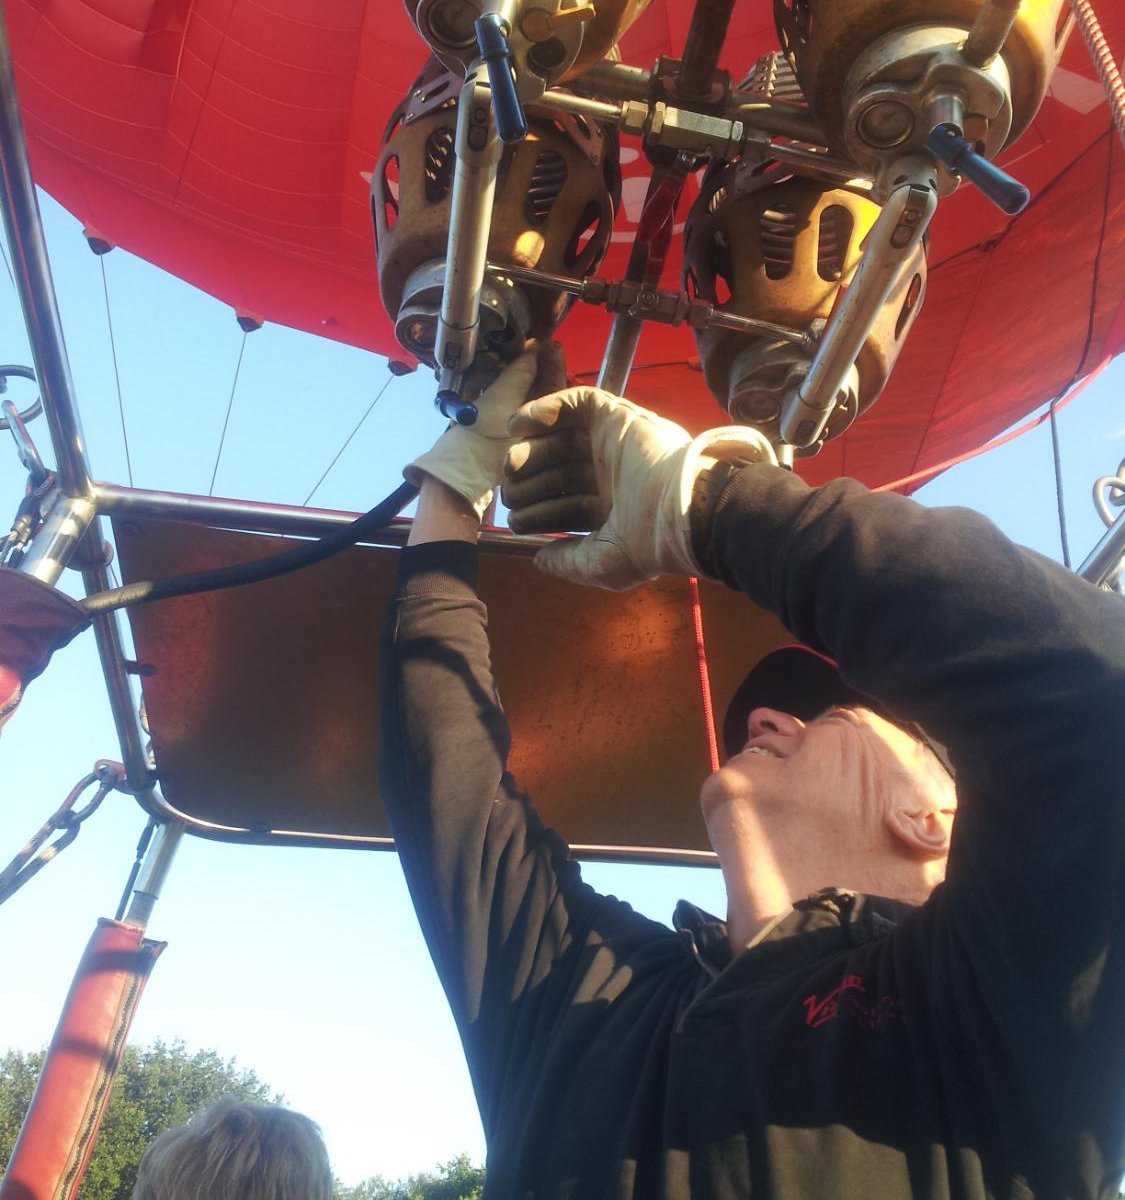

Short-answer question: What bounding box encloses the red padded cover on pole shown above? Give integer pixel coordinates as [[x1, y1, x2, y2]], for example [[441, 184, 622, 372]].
[[0, 571, 91, 735], [0, 919, 166, 1200]]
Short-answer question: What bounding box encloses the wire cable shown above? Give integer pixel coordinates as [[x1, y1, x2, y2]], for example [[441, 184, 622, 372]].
[[208, 330, 248, 497], [303, 371, 395, 506], [0, 238, 14, 290], [1049, 397, 1072, 568], [81, 480, 419, 614], [99, 255, 134, 487]]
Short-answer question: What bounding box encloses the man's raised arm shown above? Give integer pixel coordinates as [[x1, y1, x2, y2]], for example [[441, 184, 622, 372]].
[[503, 387, 1125, 1194]]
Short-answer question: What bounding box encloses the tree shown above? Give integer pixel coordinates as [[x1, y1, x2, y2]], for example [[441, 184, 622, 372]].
[[0, 1042, 484, 1200], [336, 1154, 484, 1200], [0, 1039, 278, 1199]]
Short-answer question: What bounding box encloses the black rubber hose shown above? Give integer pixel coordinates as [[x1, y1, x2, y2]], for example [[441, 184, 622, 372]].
[[81, 480, 420, 615]]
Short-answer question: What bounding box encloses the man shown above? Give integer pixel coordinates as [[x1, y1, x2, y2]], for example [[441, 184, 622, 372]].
[[379, 348, 1125, 1198]]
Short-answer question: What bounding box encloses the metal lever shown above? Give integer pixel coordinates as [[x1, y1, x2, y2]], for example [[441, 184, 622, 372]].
[[925, 123, 1030, 214], [436, 389, 479, 426], [475, 13, 527, 144]]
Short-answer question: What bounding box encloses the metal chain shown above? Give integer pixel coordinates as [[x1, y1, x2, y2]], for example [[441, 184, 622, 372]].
[[0, 761, 129, 906]]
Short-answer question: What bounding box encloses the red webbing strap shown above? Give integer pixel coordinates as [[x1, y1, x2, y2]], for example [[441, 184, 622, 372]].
[[0, 919, 166, 1200], [689, 577, 721, 773]]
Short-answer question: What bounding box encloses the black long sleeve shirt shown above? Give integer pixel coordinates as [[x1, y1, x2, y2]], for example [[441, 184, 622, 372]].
[[379, 466, 1125, 1199]]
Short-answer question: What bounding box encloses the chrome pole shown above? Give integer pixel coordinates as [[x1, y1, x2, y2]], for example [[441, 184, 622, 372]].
[[122, 819, 185, 929], [779, 155, 938, 448], [83, 560, 155, 792], [0, 11, 154, 794], [1078, 507, 1125, 590], [93, 481, 548, 554], [0, 6, 94, 499], [434, 62, 502, 396]]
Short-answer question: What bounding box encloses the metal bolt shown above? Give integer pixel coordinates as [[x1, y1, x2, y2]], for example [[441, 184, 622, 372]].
[[857, 100, 915, 149]]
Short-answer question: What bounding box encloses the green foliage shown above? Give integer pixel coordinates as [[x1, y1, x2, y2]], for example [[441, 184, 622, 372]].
[[0, 1041, 483, 1200], [0, 1039, 277, 1199], [335, 1154, 484, 1200]]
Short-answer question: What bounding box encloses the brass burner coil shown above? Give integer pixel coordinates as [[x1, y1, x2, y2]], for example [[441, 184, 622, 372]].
[[404, 0, 653, 81], [372, 59, 621, 363], [683, 163, 928, 448]]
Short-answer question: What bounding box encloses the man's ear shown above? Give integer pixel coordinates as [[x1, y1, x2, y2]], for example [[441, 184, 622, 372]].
[[886, 804, 953, 860]]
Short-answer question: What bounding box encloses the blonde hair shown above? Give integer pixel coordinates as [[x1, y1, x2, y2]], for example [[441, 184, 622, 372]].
[[131, 1096, 333, 1200]]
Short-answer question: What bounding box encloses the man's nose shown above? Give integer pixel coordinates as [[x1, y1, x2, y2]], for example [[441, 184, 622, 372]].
[[747, 707, 805, 738]]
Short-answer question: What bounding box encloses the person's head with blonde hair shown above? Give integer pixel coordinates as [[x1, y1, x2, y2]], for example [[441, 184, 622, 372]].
[[131, 1096, 333, 1200]]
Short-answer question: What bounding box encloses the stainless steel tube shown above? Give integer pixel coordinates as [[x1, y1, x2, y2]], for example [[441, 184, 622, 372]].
[[435, 64, 503, 390], [16, 492, 97, 584], [726, 97, 829, 144], [123, 819, 185, 929], [533, 90, 623, 126], [574, 62, 651, 103], [93, 481, 551, 555], [779, 157, 937, 448], [82, 558, 155, 792], [596, 316, 645, 394], [676, 0, 737, 103], [1078, 507, 1125, 589], [0, 6, 94, 499]]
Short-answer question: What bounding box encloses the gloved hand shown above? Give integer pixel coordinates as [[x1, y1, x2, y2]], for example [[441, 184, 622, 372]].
[[503, 387, 776, 590], [405, 343, 566, 519]]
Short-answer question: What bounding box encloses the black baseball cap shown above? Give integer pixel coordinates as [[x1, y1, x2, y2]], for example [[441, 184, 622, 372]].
[[722, 645, 953, 775]]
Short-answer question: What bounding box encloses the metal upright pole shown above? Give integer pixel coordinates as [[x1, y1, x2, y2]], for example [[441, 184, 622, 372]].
[[0, 7, 93, 499], [0, 7, 155, 793], [1078, 507, 1125, 590]]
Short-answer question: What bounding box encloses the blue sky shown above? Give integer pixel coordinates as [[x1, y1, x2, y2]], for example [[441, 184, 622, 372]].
[[0, 190, 1121, 1185]]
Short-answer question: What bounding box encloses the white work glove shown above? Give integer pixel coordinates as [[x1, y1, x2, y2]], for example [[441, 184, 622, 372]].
[[503, 387, 776, 590], [405, 348, 560, 519]]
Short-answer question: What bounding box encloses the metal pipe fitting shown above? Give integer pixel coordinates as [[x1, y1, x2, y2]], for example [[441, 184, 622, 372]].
[[17, 492, 97, 585]]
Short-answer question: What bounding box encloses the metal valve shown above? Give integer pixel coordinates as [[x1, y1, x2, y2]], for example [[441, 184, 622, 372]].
[[474, 13, 528, 143], [924, 122, 1030, 213]]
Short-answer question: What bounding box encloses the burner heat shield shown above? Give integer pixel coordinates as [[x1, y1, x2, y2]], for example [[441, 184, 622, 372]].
[[372, 61, 620, 366], [404, 0, 654, 81], [773, 0, 1068, 168], [683, 163, 927, 451]]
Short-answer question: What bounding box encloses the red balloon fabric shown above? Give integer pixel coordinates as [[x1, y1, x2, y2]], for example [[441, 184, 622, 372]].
[[5, 0, 1123, 489]]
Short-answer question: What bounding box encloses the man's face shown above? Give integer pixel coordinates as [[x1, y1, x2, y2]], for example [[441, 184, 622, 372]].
[[700, 704, 943, 832]]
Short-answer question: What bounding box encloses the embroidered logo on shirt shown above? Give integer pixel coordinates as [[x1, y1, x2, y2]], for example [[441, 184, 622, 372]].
[[803, 973, 904, 1031]]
